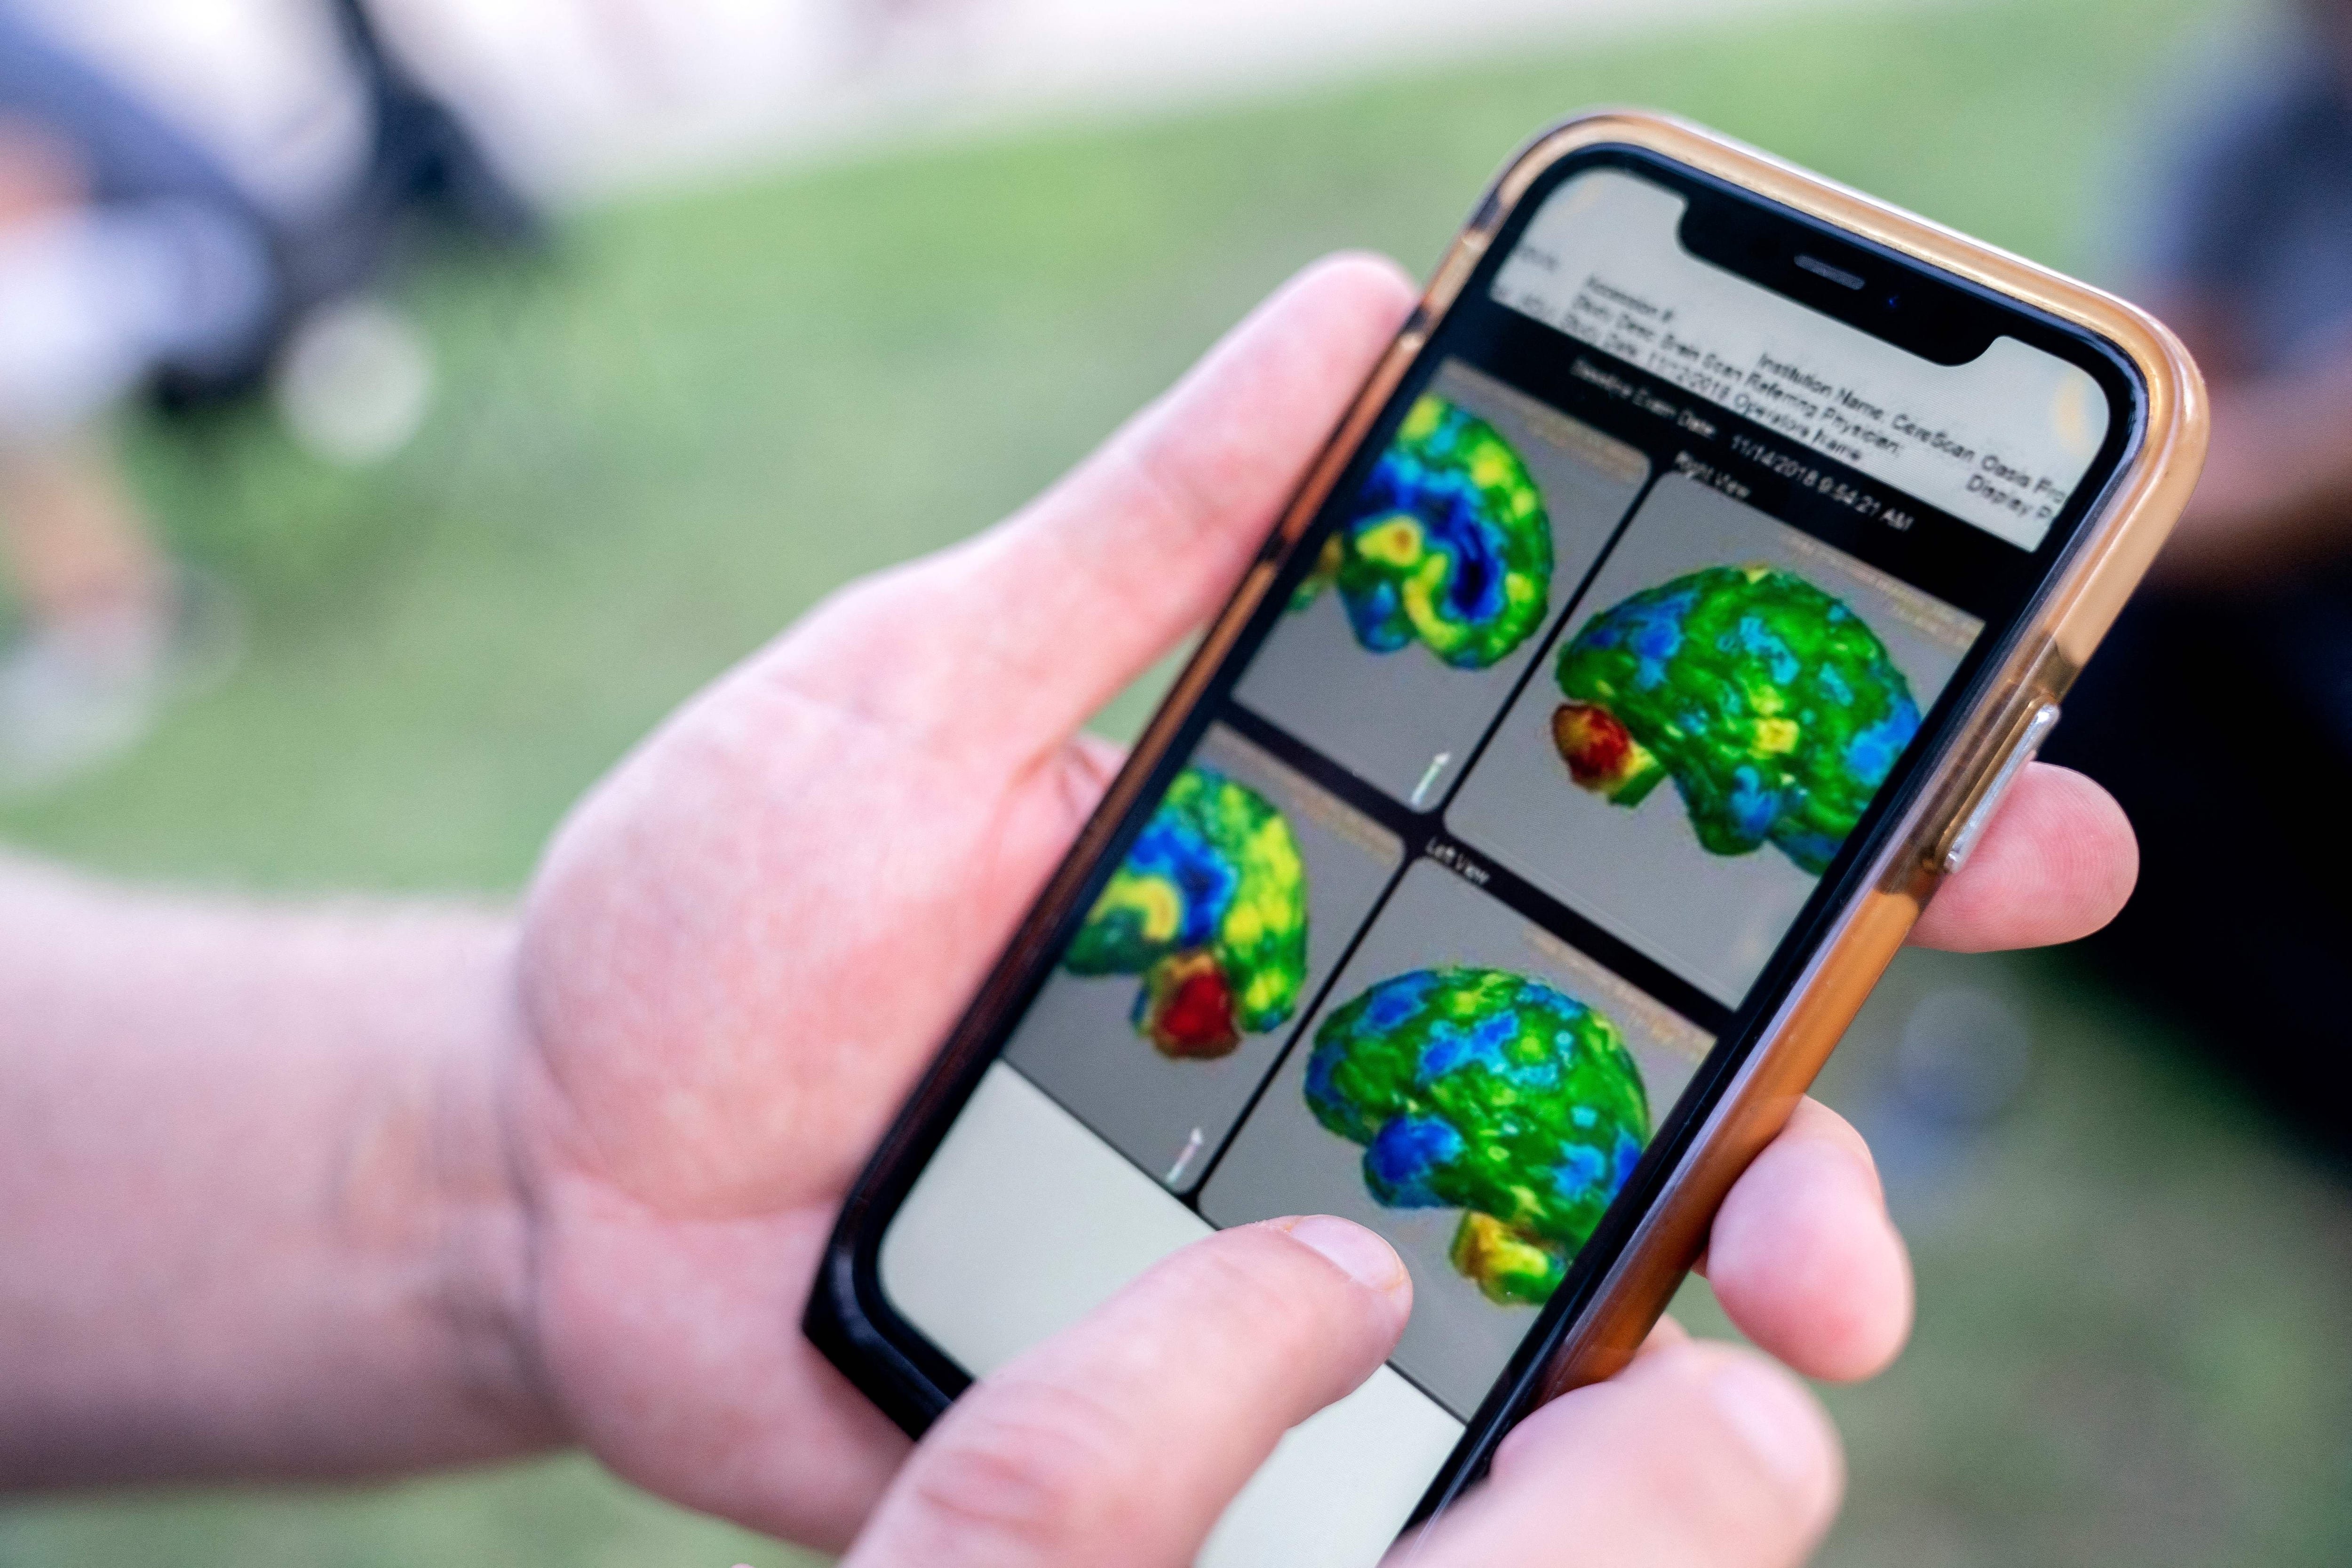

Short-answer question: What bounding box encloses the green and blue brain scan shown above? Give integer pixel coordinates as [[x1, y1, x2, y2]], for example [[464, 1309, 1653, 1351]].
[[1063, 766, 1309, 1059], [1551, 564, 1920, 875], [1294, 393, 1553, 670], [1304, 967, 1651, 1305]]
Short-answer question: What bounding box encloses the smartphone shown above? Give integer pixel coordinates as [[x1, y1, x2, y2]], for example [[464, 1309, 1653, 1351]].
[[805, 110, 2205, 1565]]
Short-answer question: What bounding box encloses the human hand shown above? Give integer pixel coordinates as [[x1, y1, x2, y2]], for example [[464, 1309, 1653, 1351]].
[[500, 254, 2139, 1548], [830, 1199, 1842, 1568]]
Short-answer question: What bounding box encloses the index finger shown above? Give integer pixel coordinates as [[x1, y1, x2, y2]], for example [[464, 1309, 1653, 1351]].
[[1910, 761, 2137, 951], [843, 1216, 1412, 1568], [1702, 1098, 1912, 1383]]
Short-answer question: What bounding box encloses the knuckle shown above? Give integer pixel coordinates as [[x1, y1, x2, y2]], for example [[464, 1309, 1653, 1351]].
[[1465, 1353, 1834, 1568], [1185, 1233, 1345, 1353], [900, 1377, 1144, 1555], [1051, 738, 1124, 828], [1656, 1353, 1838, 1561]]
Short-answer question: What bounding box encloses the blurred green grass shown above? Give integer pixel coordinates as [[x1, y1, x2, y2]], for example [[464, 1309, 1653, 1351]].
[[7, 0, 2349, 1563]]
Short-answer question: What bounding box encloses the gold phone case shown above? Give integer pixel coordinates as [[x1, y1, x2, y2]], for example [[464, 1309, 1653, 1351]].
[[968, 109, 2208, 1399]]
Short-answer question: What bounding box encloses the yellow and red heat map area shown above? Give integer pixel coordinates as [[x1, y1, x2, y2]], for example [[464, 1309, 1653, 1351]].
[[1063, 766, 1309, 1059]]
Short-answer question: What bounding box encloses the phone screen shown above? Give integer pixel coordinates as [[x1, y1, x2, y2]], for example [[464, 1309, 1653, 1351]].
[[861, 153, 2134, 1565]]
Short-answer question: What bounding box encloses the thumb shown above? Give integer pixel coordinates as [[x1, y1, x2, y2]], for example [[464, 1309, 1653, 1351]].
[[790, 251, 1415, 754], [843, 1216, 1411, 1568], [1402, 1342, 1841, 1568]]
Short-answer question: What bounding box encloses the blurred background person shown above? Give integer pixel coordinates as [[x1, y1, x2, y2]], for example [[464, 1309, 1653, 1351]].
[[0, 0, 530, 792], [2047, 0, 2352, 1156], [0, 7, 275, 791]]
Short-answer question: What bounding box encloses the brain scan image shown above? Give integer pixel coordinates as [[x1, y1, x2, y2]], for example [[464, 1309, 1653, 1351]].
[[1063, 766, 1309, 1059], [1292, 393, 1553, 670], [1550, 564, 1921, 876], [1303, 967, 1651, 1305]]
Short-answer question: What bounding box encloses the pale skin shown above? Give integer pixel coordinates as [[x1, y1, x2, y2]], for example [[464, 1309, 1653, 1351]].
[[0, 255, 2141, 1566]]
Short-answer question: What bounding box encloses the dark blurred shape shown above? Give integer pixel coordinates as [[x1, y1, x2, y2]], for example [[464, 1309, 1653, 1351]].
[[185, 0, 544, 406], [2047, 0, 2352, 1159], [289, 1, 541, 346]]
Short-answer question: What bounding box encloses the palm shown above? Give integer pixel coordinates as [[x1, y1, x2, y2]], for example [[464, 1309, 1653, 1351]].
[[510, 633, 1113, 1544], [501, 256, 1419, 1545]]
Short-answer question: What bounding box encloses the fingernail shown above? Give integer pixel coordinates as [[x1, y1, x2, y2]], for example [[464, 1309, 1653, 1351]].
[[1283, 1215, 1407, 1294], [1706, 1356, 1826, 1491]]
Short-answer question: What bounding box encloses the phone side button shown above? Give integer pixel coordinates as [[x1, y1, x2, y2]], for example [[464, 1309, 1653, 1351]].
[[1941, 702, 2061, 875]]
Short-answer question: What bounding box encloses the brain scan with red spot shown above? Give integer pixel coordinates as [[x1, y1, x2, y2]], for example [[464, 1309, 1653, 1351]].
[[1551, 565, 1919, 875], [1062, 766, 1309, 1058]]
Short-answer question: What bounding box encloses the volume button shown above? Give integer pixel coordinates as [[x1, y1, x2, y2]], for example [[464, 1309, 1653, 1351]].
[[1942, 703, 2061, 875]]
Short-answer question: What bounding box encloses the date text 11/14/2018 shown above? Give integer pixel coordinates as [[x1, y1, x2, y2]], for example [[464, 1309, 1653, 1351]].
[[1724, 434, 1917, 532]]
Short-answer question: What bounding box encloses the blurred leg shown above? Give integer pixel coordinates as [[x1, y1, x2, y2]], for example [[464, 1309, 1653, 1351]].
[[0, 34, 275, 786], [0, 429, 165, 632], [0, 426, 181, 790]]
